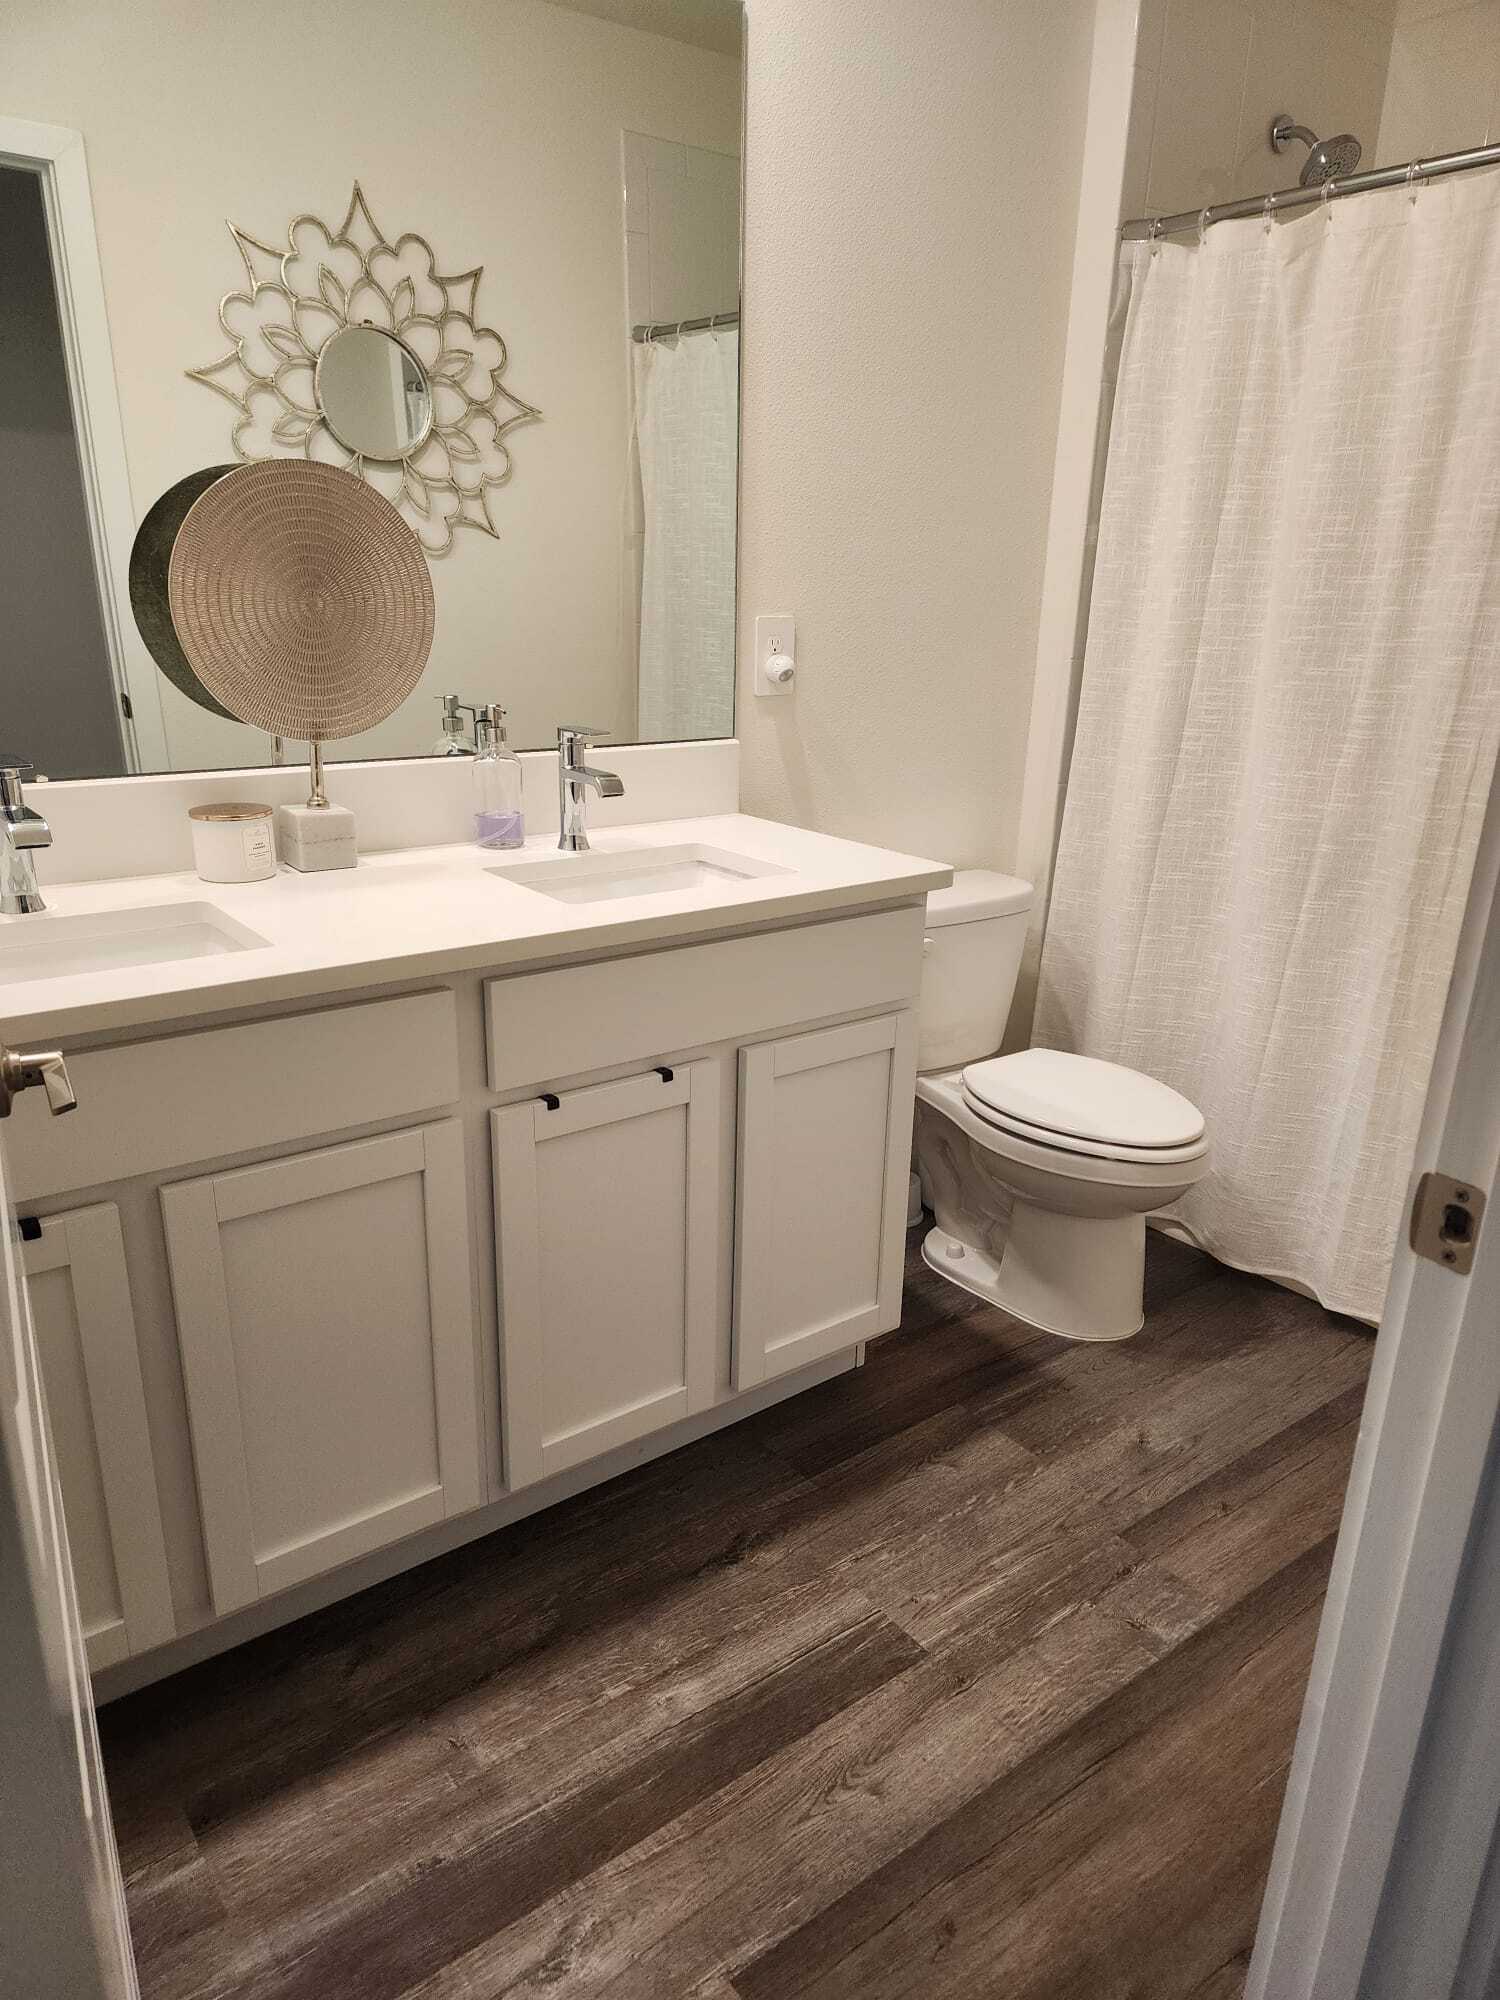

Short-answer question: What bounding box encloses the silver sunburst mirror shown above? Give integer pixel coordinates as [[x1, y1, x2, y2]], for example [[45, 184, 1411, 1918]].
[[187, 184, 539, 556]]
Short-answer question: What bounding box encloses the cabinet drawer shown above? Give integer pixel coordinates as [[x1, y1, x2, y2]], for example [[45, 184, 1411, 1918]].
[[485, 906, 924, 1091], [11, 990, 459, 1199]]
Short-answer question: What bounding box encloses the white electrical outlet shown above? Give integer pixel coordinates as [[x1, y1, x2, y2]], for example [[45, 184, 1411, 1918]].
[[754, 614, 796, 696]]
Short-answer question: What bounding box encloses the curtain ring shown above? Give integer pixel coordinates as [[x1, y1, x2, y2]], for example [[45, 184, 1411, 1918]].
[[1263, 192, 1276, 235], [1149, 215, 1164, 258], [1320, 178, 1335, 226], [1197, 205, 1212, 247], [1407, 158, 1423, 206]]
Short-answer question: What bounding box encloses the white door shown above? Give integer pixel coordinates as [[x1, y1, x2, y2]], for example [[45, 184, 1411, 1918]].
[[162, 1120, 482, 1616], [734, 1011, 918, 1389], [24, 1204, 173, 1669], [492, 1060, 721, 1489], [0, 1040, 139, 1997], [1249, 771, 1500, 1996]]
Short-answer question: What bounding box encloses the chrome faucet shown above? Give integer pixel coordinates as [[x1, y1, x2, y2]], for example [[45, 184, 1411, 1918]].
[[556, 726, 624, 852], [0, 763, 50, 915]]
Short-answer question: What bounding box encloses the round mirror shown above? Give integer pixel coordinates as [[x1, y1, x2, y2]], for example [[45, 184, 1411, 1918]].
[[315, 324, 433, 460]]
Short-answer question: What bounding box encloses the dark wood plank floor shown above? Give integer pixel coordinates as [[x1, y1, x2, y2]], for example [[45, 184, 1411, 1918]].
[[100, 1232, 1371, 2000]]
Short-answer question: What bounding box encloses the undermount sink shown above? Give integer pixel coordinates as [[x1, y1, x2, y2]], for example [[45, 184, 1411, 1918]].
[[0, 902, 270, 981], [491, 843, 789, 905]]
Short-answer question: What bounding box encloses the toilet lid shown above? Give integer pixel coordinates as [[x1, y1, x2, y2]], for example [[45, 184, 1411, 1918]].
[[960, 1049, 1206, 1150]]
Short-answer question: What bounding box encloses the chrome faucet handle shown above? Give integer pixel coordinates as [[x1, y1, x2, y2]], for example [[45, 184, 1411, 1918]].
[[0, 760, 35, 812], [0, 1046, 76, 1118], [558, 724, 609, 759]]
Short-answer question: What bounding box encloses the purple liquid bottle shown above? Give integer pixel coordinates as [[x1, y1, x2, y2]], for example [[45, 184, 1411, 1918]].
[[472, 704, 524, 850]]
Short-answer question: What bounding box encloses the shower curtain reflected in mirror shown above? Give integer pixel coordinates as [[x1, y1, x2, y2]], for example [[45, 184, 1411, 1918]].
[[632, 326, 738, 742], [1037, 171, 1500, 1322]]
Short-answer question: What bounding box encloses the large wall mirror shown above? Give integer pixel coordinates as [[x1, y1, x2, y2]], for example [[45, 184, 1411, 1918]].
[[0, 0, 743, 778]]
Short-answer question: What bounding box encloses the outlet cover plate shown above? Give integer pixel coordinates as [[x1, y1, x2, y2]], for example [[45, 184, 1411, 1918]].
[[754, 614, 795, 696]]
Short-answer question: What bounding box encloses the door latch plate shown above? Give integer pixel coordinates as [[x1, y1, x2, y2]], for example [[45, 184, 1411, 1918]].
[[1410, 1171, 1487, 1275]]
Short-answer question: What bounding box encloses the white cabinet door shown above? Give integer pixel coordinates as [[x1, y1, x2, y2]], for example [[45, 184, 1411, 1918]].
[[24, 1204, 174, 1671], [734, 1011, 918, 1389], [493, 1062, 720, 1489], [162, 1120, 481, 1616]]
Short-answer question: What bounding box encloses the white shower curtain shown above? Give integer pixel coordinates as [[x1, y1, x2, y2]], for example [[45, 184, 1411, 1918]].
[[632, 327, 738, 741], [1037, 168, 1500, 1322]]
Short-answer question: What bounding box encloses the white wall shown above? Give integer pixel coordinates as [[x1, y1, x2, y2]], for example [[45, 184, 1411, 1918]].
[[2, 0, 740, 770], [1126, 0, 1395, 222], [1379, 0, 1500, 163], [733, 0, 1096, 870]]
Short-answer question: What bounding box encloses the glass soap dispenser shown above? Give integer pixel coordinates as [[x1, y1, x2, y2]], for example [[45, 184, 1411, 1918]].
[[432, 693, 476, 756], [472, 703, 524, 849]]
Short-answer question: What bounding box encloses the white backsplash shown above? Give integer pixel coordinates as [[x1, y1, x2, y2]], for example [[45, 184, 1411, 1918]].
[[28, 739, 739, 885]]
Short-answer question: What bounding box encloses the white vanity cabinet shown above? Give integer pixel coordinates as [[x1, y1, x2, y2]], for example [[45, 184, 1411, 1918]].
[[161, 1120, 482, 1617], [3, 879, 934, 1690], [23, 1204, 174, 1670], [492, 1061, 721, 1487]]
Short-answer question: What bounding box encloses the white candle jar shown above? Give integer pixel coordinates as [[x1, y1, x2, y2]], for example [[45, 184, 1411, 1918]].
[[188, 802, 277, 883]]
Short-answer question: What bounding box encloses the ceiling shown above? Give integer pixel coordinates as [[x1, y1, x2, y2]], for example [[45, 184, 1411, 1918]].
[[542, 0, 742, 56]]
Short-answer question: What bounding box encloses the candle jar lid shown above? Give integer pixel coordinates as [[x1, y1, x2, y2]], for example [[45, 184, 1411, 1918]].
[[188, 802, 274, 822]]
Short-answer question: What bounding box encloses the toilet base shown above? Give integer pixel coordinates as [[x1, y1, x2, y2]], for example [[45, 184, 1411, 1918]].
[[922, 1201, 1146, 1343]]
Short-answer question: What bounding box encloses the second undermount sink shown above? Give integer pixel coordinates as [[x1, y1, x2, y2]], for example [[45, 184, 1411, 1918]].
[[491, 843, 790, 905], [0, 902, 270, 982]]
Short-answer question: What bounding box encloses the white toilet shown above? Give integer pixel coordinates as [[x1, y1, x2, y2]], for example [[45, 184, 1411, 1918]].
[[913, 871, 1210, 1343]]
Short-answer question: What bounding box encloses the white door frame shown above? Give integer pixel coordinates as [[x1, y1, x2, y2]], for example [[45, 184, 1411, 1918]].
[[0, 117, 168, 773], [0, 1068, 140, 1997], [1249, 764, 1500, 1995]]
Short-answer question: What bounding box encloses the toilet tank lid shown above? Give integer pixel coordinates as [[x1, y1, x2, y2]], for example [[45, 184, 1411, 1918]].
[[926, 869, 1034, 928]]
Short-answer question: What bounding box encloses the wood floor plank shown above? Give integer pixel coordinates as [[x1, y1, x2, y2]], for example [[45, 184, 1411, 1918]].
[[1186, 1955, 1251, 1998], [395, 1604, 1165, 1999], [830, 1306, 1366, 1658], [104, 1428, 815, 1832], [102, 1236, 1370, 2000], [825, 1603, 1315, 2000], [117, 1841, 269, 2000], [1124, 1383, 1365, 1578], [224, 1607, 923, 2000], [733, 1541, 1334, 2000], [199, 1567, 898, 1941]]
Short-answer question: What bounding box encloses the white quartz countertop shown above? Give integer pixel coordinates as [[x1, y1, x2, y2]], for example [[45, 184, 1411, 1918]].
[[0, 815, 951, 1042]]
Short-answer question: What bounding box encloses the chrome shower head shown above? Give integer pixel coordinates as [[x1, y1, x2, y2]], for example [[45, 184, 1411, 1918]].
[[1270, 113, 1363, 187]]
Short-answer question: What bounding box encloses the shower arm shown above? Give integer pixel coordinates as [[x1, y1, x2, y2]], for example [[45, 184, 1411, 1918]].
[[1271, 115, 1319, 156]]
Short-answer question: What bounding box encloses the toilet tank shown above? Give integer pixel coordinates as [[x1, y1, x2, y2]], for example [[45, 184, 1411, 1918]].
[[918, 869, 1034, 1070]]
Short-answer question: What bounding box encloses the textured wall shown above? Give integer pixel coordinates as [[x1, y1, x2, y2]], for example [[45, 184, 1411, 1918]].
[[1126, 0, 1396, 222], [1379, 0, 1500, 164], [734, 0, 1095, 869]]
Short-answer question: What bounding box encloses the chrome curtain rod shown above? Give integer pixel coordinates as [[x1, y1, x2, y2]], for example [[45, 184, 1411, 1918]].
[[631, 310, 739, 343], [1120, 138, 1500, 241]]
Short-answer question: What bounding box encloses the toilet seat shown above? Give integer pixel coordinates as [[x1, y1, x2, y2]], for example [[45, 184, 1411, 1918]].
[[957, 1091, 1211, 1167], [960, 1049, 1208, 1167]]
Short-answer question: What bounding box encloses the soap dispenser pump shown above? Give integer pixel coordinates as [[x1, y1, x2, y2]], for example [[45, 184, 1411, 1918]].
[[472, 704, 524, 849], [432, 693, 476, 756]]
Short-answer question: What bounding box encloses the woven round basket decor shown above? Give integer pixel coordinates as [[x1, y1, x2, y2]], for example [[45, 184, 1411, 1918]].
[[167, 459, 435, 743], [130, 465, 241, 720]]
